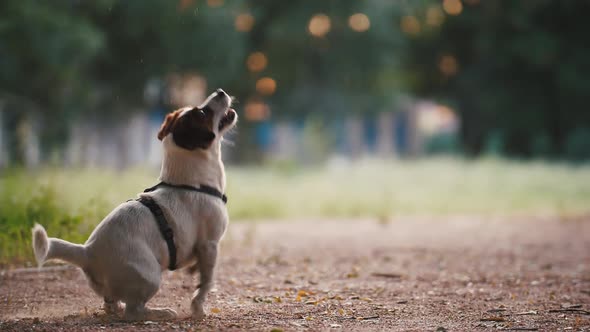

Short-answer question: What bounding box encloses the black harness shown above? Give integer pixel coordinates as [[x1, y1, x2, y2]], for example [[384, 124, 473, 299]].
[[135, 182, 227, 270]]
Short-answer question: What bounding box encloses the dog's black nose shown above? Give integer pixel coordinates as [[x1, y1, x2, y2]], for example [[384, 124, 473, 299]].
[[215, 88, 227, 98]]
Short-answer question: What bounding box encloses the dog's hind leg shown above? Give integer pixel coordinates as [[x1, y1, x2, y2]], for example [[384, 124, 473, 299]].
[[120, 258, 177, 321], [124, 300, 177, 321], [191, 241, 218, 320], [103, 298, 122, 316], [185, 261, 199, 275], [85, 270, 122, 317]]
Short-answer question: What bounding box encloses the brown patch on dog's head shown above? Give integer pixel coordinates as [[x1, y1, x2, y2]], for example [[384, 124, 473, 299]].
[[157, 107, 216, 150], [157, 109, 183, 141]]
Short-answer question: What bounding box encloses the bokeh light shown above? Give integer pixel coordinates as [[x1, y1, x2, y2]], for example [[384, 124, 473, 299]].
[[256, 77, 277, 95], [439, 54, 459, 76], [308, 14, 331, 37], [245, 100, 271, 121], [426, 6, 445, 27], [247, 52, 268, 72], [443, 0, 463, 16], [401, 16, 421, 36], [348, 13, 370, 32], [178, 0, 194, 11], [207, 0, 223, 8], [235, 13, 255, 32]]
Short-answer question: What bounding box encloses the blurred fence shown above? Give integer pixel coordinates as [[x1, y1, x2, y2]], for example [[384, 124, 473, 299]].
[[0, 100, 458, 168], [65, 112, 161, 169]]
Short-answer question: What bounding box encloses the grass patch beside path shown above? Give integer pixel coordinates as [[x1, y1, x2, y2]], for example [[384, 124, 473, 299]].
[[1, 157, 589, 265]]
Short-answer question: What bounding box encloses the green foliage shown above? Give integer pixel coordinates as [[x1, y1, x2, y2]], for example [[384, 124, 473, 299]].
[[2, 0, 589, 161], [252, 1, 406, 116], [0, 0, 249, 157], [0, 171, 99, 266], [1, 159, 589, 265], [424, 133, 459, 155], [0, 0, 414, 161], [564, 127, 590, 162], [404, 1, 590, 158]]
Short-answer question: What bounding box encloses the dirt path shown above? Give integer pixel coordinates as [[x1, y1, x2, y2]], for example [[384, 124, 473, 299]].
[[1, 217, 590, 331]]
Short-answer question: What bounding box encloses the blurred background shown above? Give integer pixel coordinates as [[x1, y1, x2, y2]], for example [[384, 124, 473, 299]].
[[1, 0, 590, 264]]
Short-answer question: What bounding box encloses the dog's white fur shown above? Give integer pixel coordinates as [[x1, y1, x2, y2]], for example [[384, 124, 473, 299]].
[[32, 89, 237, 321]]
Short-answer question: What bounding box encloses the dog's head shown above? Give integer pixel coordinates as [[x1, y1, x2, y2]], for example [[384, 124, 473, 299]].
[[157, 89, 237, 151]]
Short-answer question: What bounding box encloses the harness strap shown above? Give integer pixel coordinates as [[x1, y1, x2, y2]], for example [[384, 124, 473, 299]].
[[136, 196, 177, 270], [133, 181, 227, 270], [144, 182, 227, 204]]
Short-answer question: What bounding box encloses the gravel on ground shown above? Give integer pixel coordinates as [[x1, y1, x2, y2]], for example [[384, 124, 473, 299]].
[[1, 217, 589, 331]]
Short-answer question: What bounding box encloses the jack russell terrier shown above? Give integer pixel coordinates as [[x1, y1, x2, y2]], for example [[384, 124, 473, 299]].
[[32, 88, 237, 321]]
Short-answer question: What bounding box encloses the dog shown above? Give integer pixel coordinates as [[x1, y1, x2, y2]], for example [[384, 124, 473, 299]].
[[32, 88, 237, 321]]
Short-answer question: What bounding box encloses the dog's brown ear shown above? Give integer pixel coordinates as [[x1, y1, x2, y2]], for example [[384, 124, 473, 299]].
[[157, 110, 183, 140]]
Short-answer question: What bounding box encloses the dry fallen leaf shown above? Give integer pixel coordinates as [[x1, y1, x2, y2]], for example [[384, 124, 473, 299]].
[[515, 310, 538, 315], [371, 272, 402, 279], [211, 307, 221, 314], [346, 266, 360, 278], [574, 316, 583, 329]]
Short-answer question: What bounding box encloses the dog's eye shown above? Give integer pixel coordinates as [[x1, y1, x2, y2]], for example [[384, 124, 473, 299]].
[[198, 110, 205, 117]]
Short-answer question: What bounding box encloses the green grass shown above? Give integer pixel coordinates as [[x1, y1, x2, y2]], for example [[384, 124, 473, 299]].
[[1, 157, 589, 266], [229, 157, 590, 219]]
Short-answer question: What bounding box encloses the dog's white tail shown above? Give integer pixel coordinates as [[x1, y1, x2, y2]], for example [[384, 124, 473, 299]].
[[32, 223, 88, 268]]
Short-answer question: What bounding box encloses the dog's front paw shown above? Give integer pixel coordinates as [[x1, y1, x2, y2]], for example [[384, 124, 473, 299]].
[[103, 301, 122, 316], [123, 307, 178, 321], [149, 308, 177, 320], [191, 302, 206, 320]]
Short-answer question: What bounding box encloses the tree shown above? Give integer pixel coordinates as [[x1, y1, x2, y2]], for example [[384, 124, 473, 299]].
[[2, 0, 414, 164], [403, 0, 590, 158], [0, 0, 246, 162]]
